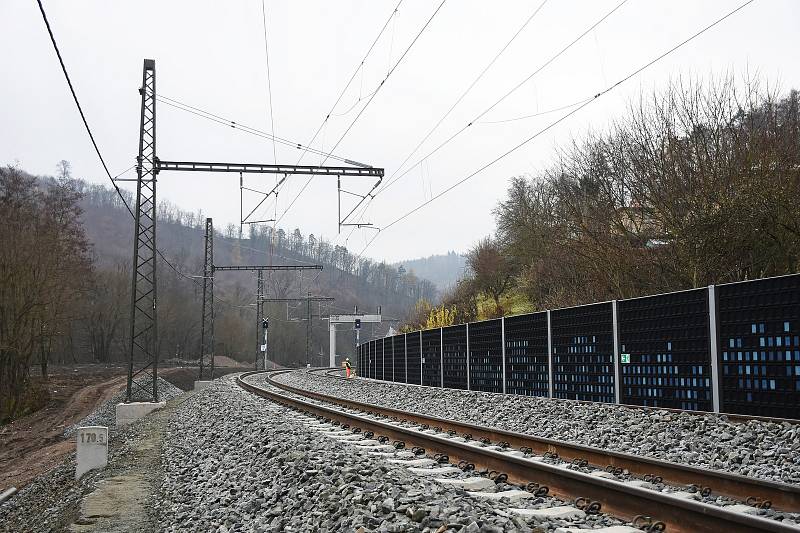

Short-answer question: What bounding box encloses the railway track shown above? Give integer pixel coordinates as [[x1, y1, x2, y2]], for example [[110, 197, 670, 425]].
[[238, 369, 799, 533], [275, 368, 800, 510]]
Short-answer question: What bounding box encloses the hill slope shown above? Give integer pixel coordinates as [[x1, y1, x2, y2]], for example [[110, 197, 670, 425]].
[[61, 177, 437, 366], [394, 251, 466, 293]]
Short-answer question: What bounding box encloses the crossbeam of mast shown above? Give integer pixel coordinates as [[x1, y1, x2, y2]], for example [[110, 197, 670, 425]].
[[259, 297, 335, 302], [214, 265, 322, 272], [157, 160, 383, 177]]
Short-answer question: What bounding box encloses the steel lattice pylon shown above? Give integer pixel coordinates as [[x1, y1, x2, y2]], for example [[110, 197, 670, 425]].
[[122, 59, 379, 395], [199, 217, 215, 379], [255, 270, 264, 369], [126, 59, 159, 402]]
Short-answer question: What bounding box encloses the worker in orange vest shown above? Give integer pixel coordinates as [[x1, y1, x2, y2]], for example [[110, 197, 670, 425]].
[[344, 358, 352, 378]]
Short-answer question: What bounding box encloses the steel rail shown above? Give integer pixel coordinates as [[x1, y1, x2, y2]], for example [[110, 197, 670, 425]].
[[258, 369, 800, 512], [237, 370, 798, 533], [324, 365, 799, 425]]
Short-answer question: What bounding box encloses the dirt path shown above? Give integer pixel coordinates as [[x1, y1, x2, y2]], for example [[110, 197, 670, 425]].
[[0, 389, 197, 532], [0, 365, 242, 493], [0, 369, 128, 491]]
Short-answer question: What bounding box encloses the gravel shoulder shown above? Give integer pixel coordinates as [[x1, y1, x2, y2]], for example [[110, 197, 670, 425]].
[[269, 370, 800, 485], [0, 377, 184, 533], [0, 368, 128, 491], [0, 365, 215, 493]]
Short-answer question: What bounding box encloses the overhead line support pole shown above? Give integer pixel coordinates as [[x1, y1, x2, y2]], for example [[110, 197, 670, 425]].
[[126, 58, 159, 403], [306, 293, 312, 367], [199, 217, 214, 379], [256, 270, 264, 369], [123, 59, 381, 392]]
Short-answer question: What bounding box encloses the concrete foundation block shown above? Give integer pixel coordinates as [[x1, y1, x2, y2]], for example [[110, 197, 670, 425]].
[[193, 380, 213, 391], [76, 426, 108, 479], [115, 402, 166, 428]]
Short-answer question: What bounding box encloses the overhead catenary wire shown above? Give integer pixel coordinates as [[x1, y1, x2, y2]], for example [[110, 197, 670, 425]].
[[239, 0, 404, 227], [344, 0, 627, 235], [476, 96, 595, 124], [291, 0, 403, 168], [35, 0, 234, 305], [374, 0, 630, 199], [338, 1, 549, 246], [261, 0, 277, 167], [276, 0, 447, 226], [356, 0, 757, 259], [260, 0, 280, 288], [156, 95, 356, 165], [380, 0, 550, 196]]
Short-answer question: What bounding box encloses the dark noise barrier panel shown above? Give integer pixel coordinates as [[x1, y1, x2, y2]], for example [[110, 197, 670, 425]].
[[406, 332, 422, 385], [421, 329, 442, 387], [376, 339, 385, 381], [367, 342, 372, 378], [382, 337, 393, 382], [619, 289, 712, 411], [393, 335, 406, 383], [469, 319, 503, 393], [371, 339, 378, 380], [504, 312, 549, 397], [718, 275, 800, 419], [551, 302, 615, 403], [442, 324, 468, 389]]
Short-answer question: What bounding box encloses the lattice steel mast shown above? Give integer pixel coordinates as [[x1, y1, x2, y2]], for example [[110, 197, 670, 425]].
[[256, 269, 264, 369], [126, 59, 158, 402], [199, 217, 214, 379], [125, 59, 382, 400]]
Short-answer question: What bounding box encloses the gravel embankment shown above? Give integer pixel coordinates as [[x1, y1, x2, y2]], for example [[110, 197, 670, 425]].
[[157, 375, 631, 532], [1, 377, 183, 532], [268, 371, 800, 485], [64, 376, 183, 437]]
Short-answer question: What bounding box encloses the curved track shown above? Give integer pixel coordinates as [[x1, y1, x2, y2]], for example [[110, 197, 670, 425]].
[[263, 369, 800, 509], [238, 370, 799, 533]]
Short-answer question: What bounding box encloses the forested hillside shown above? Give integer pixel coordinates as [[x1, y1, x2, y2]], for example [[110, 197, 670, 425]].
[[0, 167, 435, 420], [406, 80, 800, 329], [394, 251, 466, 292], [80, 179, 436, 362]]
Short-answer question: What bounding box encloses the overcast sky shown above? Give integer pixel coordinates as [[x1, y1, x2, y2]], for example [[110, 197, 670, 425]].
[[2, 0, 798, 263]]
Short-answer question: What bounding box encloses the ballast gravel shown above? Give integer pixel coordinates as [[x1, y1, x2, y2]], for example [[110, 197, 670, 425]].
[[158, 375, 628, 532], [1, 389, 180, 532], [64, 376, 183, 438], [268, 371, 800, 485]]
